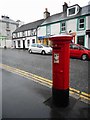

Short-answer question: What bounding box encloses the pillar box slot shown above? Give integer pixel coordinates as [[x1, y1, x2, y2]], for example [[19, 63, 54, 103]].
[[49, 35, 73, 107]]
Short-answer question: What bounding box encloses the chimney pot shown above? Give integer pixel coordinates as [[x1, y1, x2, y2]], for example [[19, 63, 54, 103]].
[[63, 2, 68, 12], [44, 8, 50, 19]]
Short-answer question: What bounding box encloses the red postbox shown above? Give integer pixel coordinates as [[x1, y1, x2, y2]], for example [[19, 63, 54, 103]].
[[49, 35, 73, 107]]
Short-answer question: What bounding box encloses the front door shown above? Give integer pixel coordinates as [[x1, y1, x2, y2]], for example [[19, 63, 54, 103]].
[[77, 36, 84, 46], [23, 40, 25, 49]]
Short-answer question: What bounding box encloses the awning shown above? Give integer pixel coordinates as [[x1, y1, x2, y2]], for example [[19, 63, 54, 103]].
[[38, 36, 49, 40], [86, 30, 90, 35]]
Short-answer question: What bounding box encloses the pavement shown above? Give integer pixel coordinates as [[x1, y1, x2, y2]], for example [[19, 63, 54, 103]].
[[1, 68, 90, 120]]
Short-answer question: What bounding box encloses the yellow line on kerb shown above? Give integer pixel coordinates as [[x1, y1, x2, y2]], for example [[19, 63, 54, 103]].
[[0, 63, 52, 87], [0, 63, 90, 102]]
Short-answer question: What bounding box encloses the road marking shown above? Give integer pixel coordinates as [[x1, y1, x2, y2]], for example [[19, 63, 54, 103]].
[[0, 63, 90, 104]]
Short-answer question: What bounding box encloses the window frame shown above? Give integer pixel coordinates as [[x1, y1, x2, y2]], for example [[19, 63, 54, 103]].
[[68, 7, 75, 16], [60, 21, 66, 33], [77, 17, 86, 31], [46, 25, 51, 36], [67, 5, 80, 17]]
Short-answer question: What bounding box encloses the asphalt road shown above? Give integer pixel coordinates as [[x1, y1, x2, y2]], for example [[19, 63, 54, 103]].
[[0, 48, 89, 93]]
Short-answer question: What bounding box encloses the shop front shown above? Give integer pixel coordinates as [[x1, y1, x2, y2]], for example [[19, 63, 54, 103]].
[[37, 36, 51, 46]]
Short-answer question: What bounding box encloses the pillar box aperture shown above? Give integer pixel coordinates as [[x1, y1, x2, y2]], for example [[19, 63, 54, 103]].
[[49, 35, 73, 107]]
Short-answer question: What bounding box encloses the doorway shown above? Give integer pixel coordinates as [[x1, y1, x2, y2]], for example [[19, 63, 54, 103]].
[[77, 36, 85, 46], [23, 40, 25, 49]]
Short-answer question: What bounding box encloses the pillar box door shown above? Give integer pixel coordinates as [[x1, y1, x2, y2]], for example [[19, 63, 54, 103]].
[[49, 35, 73, 107]]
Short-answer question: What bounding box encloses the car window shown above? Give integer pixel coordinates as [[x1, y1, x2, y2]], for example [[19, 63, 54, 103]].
[[42, 44, 49, 47], [31, 44, 37, 47], [37, 44, 43, 48], [70, 44, 79, 49]]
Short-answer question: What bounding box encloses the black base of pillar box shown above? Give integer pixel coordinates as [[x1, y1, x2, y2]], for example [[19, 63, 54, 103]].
[[52, 87, 69, 107]]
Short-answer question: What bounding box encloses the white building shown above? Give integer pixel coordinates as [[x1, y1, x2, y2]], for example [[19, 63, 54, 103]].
[[0, 16, 19, 48], [12, 19, 45, 49]]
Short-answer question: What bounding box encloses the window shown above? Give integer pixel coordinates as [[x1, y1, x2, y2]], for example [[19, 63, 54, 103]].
[[77, 17, 85, 30], [79, 18, 84, 29], [22, 31, 25, 37], [6, 22, 9, 28], [77, 36, 85, 46], [25, 31, 28, 36], [33, 29, 36, 36], [31, 44, 37, 47], [69, 8, 75, 15], [67, 5, 80, 16], [61, 21, 66, 32], [46, 25, 51, 36], [20, 32, 22, 37], [30, 30, 33, 36], [12, 33, 16, 38], [27, 30, 31, 36], [17, 32, 20, 38], [18, 40, 20, 47], [32, 39, 35, 43], [70, 44, 79, 49], [7, 30, 10, 37], [37, 44, 43, 48]]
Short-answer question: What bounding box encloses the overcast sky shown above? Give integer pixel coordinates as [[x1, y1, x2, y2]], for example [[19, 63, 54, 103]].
[[0, 0, 90, 24]]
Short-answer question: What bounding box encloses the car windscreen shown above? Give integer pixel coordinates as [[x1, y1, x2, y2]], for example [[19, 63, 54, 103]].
[[81, 46, 90, 50], [41, 44, 49, 47]]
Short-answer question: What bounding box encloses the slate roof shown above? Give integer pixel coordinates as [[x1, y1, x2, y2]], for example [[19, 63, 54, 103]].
[[1, 16, 18, 25], [14, 19, 44, 33], [41, 4, 90, 25], [13, 4, 90, 33]]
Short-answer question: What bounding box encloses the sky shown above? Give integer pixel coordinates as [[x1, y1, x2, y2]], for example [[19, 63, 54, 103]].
[[0, 0, 90, 24]]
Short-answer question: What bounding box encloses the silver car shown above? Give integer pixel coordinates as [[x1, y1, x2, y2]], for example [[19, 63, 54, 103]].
[[28, 43, 52, 55]]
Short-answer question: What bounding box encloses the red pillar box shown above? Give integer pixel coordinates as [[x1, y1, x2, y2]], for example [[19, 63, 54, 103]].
[[49, 35, 73, 107]]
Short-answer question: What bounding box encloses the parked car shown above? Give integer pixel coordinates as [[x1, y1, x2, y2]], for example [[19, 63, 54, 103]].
[[70, 43, 90, 60], [28, 43, 52, 55]]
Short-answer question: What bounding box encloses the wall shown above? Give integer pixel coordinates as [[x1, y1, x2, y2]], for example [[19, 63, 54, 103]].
[[38, 26, 46, 36], [67, 19, 77, 33], [51, 23, 60, 35]]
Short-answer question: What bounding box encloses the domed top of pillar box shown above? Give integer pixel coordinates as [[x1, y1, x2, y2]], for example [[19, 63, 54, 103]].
[[49, 34, 73, 43]]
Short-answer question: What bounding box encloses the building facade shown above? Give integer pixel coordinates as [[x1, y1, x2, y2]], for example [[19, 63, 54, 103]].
[[38, 3, 90, 48], [12, 2, 90, 49], [0, 16, 19, 48], [12, 19, 45, 49]]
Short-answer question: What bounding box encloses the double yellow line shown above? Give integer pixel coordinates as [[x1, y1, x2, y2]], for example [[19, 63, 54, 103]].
[[0, 63, 90, 103], [0, 63, 52, 87]]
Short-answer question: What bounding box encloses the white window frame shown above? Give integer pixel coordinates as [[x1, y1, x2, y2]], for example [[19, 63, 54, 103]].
[[67, 6, 79, 16], [46, 25, 51, 36], [61, 21, 66, 33], [78, 18, 85, 30]]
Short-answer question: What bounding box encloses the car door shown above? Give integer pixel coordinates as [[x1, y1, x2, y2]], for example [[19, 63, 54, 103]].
[[70, 44, 81, 58], [31, 44, 37, 53], [36, 44, 43, 53]]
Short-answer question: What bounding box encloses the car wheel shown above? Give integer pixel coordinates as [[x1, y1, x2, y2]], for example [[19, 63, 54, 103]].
[[41, 50, 46, 55], [29, 49, 32, 54], [81, 54, 88, 60]]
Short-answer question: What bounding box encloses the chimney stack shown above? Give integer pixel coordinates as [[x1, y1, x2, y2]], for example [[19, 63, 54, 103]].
[[1, 15, 9, 19], [63, 2, 68, 12], [44, 8, 50, 19]]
